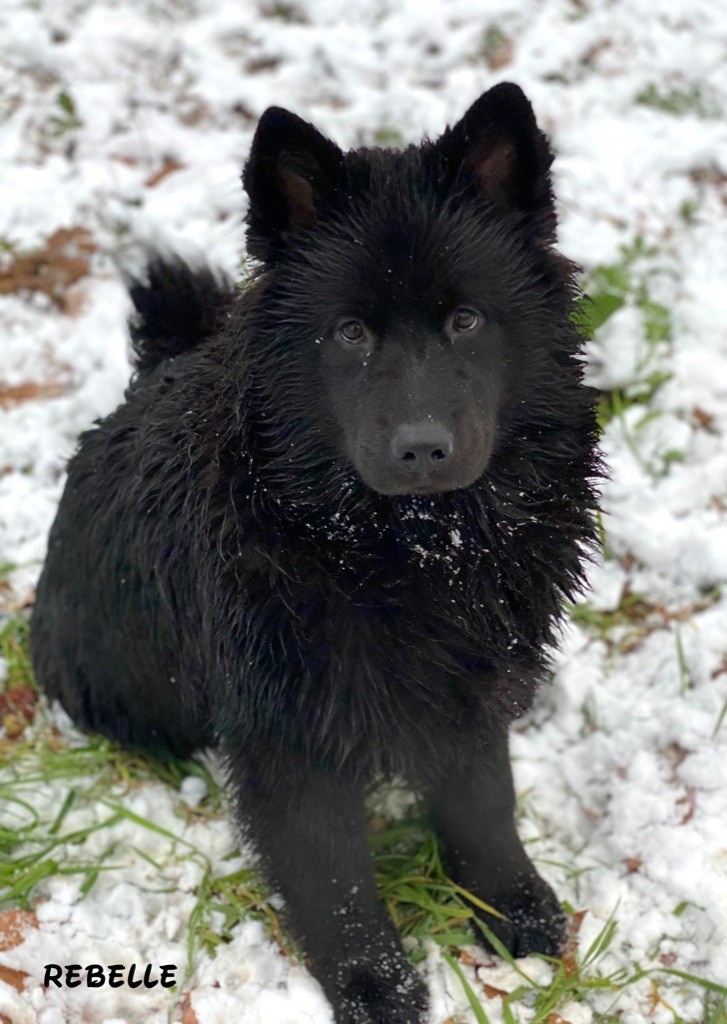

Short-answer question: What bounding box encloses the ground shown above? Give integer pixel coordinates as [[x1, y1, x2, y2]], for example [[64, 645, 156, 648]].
[[1, 0, 727, 1022]]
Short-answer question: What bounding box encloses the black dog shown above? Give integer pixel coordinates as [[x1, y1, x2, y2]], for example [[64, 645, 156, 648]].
[[31, 83, 602, 1023]]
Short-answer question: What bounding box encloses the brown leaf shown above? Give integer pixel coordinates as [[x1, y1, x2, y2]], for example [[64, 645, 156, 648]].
[[0, 381, 67, 409], [179, 993, 200, 1024], [0, 685, 38, 722], [692, 406, 715, 430], [570, 909, 587, 936], [620, 634, 646, 655], [1, 912, 43, 1012], [677, 786, 696, 825], [560, 908, 587, 977], [245, 56, 283, 74], [486, 39, 513, 70], [661, 742, 690, 771], [457, 948, 496, 971], [482, 983, 509, 1000], [0, 586, 37, 618], [0, 227, 95, 311], [458, 948, 479, 968], [482, 31, 513, 71], [109, 153, 139, 167], [0, 910, 38, 952], [178, 97, 214, 127], [580, 38, 613, 69], [690, 165, 727, 188], [145, 160, 185, 188], [0, 964, 28, 992]]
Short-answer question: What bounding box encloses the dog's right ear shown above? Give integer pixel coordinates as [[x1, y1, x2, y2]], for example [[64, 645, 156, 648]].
[[243, 107, 346, 262]]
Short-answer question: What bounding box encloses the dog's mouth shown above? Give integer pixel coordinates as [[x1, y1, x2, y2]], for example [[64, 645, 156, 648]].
[[375, 477, 466, 496], [355, 458, 490, 497]]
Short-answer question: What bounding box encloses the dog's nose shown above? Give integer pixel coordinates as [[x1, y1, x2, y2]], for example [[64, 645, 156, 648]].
[[390, 422, 454, 472]]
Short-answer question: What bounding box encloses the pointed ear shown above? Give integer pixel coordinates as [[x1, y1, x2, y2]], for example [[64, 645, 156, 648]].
[[243, 107, 345, 262], [437, 83, 557, 241]]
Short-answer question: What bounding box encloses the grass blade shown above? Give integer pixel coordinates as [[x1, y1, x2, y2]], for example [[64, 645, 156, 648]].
[[442, 950, 491, 1024]]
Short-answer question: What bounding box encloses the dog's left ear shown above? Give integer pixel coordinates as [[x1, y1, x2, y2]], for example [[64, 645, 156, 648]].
[[437, 83, 556, 241], [243, 107, 346, 262]]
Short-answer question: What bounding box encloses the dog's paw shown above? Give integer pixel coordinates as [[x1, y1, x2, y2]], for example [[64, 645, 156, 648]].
[[475, 871, 568, 959], [327, 950, 429, 1024]]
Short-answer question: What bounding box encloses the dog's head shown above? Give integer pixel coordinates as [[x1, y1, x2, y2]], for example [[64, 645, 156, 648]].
[[242, 84, 574, 499]]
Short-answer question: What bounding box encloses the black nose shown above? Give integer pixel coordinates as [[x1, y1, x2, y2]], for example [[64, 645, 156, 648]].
[[390, 422, 455, 472]]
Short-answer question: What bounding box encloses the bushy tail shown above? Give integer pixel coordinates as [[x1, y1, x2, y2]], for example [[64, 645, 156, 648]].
[[126, 255, 235, 373]]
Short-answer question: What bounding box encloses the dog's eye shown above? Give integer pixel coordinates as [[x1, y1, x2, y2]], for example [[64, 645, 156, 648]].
[[451, 308, 480, 333], [336, 319, 367, 346]]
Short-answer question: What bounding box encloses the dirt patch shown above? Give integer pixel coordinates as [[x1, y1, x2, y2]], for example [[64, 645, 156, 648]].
[[0, 227, 96, 312]]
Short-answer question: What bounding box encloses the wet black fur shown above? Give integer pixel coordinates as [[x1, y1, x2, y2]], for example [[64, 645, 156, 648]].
[[31, 84, 603, 1024], [127, 255, 235, 372]]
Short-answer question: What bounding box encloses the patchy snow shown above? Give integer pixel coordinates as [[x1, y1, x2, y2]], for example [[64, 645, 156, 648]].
[[1, 0, 727, 1022]]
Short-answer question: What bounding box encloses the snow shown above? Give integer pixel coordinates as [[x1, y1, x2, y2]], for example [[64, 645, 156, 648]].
[[1, 0, 727, 1022]]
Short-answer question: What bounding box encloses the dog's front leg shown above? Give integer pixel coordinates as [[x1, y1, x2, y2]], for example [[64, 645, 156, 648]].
[[425, 727, 568, 959], [224, 743, 428, 1024]]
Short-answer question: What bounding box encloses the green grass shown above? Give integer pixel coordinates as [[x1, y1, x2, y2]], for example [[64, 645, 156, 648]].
[[711, 698, 727, 741], [679, 197, 700, 225], [49, 90, 84, 137], [374, 125, 406, 147], [261, 1, 306, 22], [705, 993, 727, 1024], [3, 616, 726, 1019], [636, 83, 721, 120], [567, 589, 652, 645], [0, 615, 33, 691], [566, 585, 721, 701], [577, 238, 673, 428], [575, 239, 684, 478], [371, 810, 505, 960], [0, 679, 245, 976]]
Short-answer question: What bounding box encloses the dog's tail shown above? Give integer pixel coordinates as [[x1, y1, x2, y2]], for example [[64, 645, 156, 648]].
[[126, 255, 235, 374]]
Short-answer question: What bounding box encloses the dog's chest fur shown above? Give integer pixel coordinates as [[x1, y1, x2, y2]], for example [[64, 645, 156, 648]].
[[226, 508, 542, 776]]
